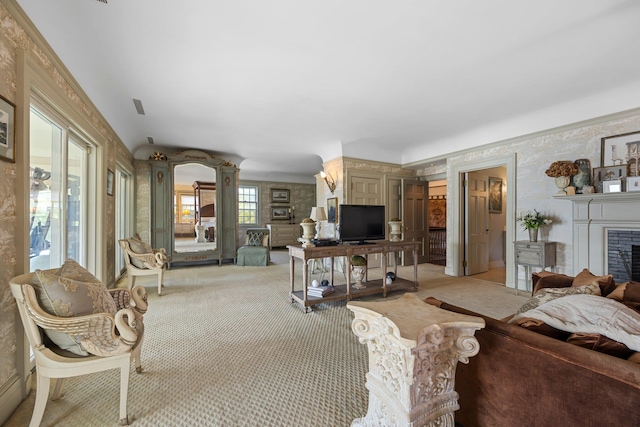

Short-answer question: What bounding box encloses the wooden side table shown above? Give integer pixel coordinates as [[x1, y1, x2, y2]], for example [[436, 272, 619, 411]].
[[347, 293, 485, 427], [514, 241, 557, 295]]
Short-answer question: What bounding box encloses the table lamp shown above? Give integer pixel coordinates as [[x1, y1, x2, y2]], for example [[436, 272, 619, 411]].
[[310, 207, 327, 239]]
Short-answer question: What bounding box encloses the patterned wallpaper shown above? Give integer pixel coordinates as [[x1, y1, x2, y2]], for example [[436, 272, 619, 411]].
[[0, 2, 129, 400]]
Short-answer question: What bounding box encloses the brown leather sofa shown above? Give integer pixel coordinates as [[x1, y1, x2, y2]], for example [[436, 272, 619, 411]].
[[426, 297, 640, 426]]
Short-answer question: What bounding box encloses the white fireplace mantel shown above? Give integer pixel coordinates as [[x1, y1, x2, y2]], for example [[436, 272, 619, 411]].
[[555, 193, 640, 276]]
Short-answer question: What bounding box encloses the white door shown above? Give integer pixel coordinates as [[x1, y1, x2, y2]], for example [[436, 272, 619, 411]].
[[465, 171, 489, 275]]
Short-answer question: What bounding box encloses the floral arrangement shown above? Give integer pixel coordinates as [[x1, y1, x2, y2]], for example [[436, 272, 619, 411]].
[[517, 210, 552, 230], [545, 160, 578, 177]]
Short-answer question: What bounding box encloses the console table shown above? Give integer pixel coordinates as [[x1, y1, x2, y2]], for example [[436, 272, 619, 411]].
[[514, 241, 557, 295], [287, 240, 420, 313], [347, 293, 485, 426]]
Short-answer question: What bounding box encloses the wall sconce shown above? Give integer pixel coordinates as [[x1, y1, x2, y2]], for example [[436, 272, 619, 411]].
[[320, 170, 336, 194]]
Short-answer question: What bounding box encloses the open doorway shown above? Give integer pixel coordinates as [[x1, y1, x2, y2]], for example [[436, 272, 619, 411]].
[[448, 154, 516, 288], [465, 166, 507, 284]]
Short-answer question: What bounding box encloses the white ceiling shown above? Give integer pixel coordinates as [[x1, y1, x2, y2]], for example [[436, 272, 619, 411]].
[[14, 0, 640, 182]]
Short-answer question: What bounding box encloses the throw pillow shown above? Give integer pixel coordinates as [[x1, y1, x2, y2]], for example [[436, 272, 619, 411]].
[[34, 260, 116, 356], [608, 281, 640, 314], [572, 268, 616, 296], [247, 231, 264, 246], [513, 282, 601, 317], [511, 317, 572, 341], [532, 273, 574, 295], [127, 237, 153, 268]]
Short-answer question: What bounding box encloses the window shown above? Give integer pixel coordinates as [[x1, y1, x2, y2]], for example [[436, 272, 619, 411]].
[[29, 103, 96, 271], [238, 185, 258, 225], [115, 167, 132, 278]]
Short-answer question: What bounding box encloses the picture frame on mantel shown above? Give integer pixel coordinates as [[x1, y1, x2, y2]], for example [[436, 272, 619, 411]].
[[601, 131, 640, 176], [593, 165, 628, 193], [271, 189, 290, 203], [0, 94, 16, 163]]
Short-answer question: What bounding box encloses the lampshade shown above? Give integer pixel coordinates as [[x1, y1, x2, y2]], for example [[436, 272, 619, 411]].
[[310, 207, 327, 221]]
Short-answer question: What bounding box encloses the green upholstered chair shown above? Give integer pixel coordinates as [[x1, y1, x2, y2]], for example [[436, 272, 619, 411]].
[[237, 228, 270, 266]]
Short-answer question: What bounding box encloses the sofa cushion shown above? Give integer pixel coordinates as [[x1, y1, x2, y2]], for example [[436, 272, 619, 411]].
[[34, 259, 116, 356], [572, 268, 616, 296], [510, 317, 572, 341], [607, 281, 640, 313], [566, 333, 634, 359]]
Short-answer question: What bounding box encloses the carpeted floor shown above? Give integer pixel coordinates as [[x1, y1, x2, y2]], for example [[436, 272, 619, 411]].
[[4, 250, 530, 427]]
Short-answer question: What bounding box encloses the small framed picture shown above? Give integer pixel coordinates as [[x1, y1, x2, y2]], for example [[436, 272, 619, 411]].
[[107, 169, 114, 196], [271, 188, 290, 203], [628, 176, 640, 192], [603, 180, 623, 193], [326, 197, 338, 223], [488, 177, 502, 214], [0, 94, 16, 163], [271, 206, 290, 220], [593, 165, 628, 193]]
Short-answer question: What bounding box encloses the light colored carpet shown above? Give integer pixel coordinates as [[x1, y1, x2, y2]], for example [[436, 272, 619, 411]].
[[4, 250, 530, 427]]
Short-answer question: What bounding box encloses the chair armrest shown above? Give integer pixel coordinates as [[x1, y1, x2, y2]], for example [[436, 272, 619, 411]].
[[109, 286, 148, 318], [22, 284, 139, 357], [127, 250, 166, 269]]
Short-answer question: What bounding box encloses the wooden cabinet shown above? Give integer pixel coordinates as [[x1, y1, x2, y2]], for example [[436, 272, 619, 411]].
[[267, 224, 301, 248]]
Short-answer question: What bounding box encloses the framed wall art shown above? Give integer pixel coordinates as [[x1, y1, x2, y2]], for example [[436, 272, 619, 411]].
[[326, 197, 338, 223], [107, 169, 114, 196], [488, 177, 502, 214], [593, 165, 628, 193], [271, 188, 290, 203], [628, 176, 640, 192], [0, 95, 16, 163], [271, 206, 290, 220], [601, 131, 640, 176]]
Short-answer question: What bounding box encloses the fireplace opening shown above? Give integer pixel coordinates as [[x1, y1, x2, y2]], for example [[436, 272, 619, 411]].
[[607, 230, 640, 283], [632, 245, 640, 282]]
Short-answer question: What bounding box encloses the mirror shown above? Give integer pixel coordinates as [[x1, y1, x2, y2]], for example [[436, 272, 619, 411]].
[[173, 163, 216, 253]]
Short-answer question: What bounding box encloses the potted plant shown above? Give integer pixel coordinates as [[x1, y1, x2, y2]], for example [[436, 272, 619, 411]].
[[350, 255, 367, 289], [517, 210, 552, 242], [545, 161, 578, 194]]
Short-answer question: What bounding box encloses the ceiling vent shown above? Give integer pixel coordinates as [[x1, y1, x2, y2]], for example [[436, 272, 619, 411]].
[[96, 0, 107, 3], [147, 137, 155, 145], [133, 99, 145, 115]]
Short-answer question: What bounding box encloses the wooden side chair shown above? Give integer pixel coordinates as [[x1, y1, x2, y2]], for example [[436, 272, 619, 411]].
[[119, 236, 167, 296], [10, 263, 148, 426]]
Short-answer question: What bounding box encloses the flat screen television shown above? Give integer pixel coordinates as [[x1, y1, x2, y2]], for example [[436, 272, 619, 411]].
[[338, 204, 386, 245]]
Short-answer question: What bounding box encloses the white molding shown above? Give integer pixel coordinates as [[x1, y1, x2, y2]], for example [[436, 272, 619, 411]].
[[448, 154, 517, 289], [0, 375, 25, 425]]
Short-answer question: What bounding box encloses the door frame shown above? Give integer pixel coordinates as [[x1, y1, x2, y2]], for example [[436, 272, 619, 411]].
[[447, 154, 517, 288]]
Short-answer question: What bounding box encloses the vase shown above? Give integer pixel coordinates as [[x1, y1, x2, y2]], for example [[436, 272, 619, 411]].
[[351, 265, 367, 289], [388, 221, 403, 242], [528, 228, 538, 242], [554, 176, 571, 194]]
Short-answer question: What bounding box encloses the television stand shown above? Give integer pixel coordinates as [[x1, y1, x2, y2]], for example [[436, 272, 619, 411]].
[[287, 240, 420, 313]]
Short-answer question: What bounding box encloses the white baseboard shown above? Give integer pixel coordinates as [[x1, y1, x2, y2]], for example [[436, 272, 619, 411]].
[[0, 375, 24, 425]]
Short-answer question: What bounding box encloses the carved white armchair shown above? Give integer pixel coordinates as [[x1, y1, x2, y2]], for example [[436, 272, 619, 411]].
[[10, 266, 148, 426], [119, 236, 167, 296]]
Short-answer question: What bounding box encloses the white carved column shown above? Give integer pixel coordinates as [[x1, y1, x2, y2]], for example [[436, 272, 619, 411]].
[[347, 293, 485, 427]]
